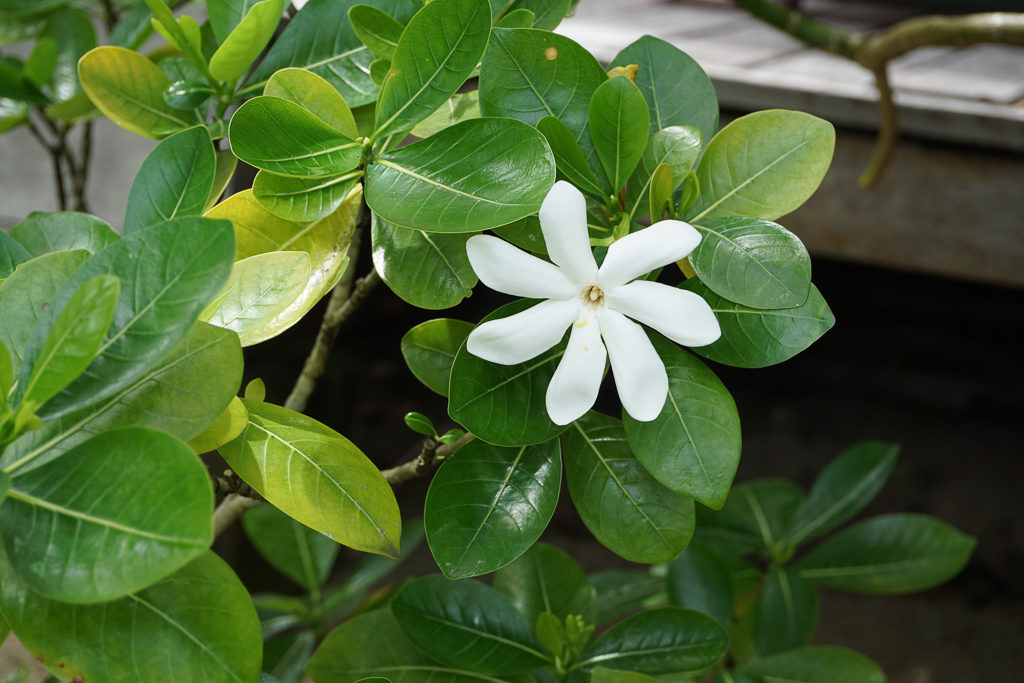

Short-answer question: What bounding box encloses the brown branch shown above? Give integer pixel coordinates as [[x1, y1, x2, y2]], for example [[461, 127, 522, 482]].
[[860, 67, 897, 189], [213, 494, 260, 537], [382, 432, 473, 485]]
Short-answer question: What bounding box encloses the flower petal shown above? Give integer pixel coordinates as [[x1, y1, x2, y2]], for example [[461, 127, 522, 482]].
[[466, 235, 578, 299], [546, 312, 607, 425], [467, 299, 580, 365], [539, 181, 598, 285], [605, 280, 721, 347], [598, 308, 668, 422], [597, 219, 701, 288]]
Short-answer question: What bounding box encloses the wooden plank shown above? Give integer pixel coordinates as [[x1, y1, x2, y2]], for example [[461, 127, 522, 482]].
[[891, 45, 1024, 104]]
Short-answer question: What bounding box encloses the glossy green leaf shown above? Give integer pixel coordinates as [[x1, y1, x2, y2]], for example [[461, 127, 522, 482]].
[[425, 438, 561, 578], [695, 479, 805, 557], [480, 28, 608, 175], [371, 214, 476, 309], [410, 90, 481, 138], [494, 7, 533, 28], [17, 275, 119, 408], [622, 336, 741, 509], [740, 646, 885, 683], [208, 0, 260, 42], [688, 110, 835, 222], [589, 75, 648, 192], [0, 229, 30, 278], [590, 570, 665, 624], [536, 115, 608, 198], [649, 162, 673, 221], [591, 669, 661, 683], [164, 78, 214, 109], [403, 411, 435, 436], [107, 1, 156, 50], [230, 96, 361, 177], [677, 170, 700, 217], [789, 442, 899, 545], [369, 57, 390, 86], [124, 126, 216, 233], [9, 212, 118, 258], [31, 217, 234, 420], [374, 0, 490, 138], [189, 395, 248, 453], [625, 125, 701, 220], [40, 7, 95, 101], [308, 607, 516, 683], [247, 0, 421, 107], [681, 279, 835, 369], [349, 4, 403, 60], [493, 542, 597, 626], [493, 215, 547, 255], [0, 427, 212, 603], [243, 503, 340, 592], [265, 67, 358, 138], [200, 251, 312, 346], [0, 250, 89, 378], [0, 58, 48, 103], [1, 322, 242, 474], [220, 400, 401, 557], [391, 575, 549, 674], [400, 318, 474, 396], [577, 608, 727, 674], [78, 46, 193, 138], [611, 36, 718, 144], [667, 543, 734, 631], [23, 37, 57, 88], [753, 566, 819, 656], [563, 411, 696, 563], [0, 96, 27, 133], [794, 513, 975, 594], [366, 117, 555, 232], [209, 0, 285, 82], [500, 0, 571, 30], [0, 339, 11, 406], [689, 217, 811, 309], [207, 149, 238, 210], [448, 300, 568, 446], [1, 550, 261, 683]]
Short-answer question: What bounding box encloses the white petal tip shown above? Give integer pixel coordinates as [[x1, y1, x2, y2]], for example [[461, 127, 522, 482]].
[[623, 395, 667, 422]]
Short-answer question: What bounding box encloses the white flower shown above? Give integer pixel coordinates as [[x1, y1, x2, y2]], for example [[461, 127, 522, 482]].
[[465, 181, 721, 426]]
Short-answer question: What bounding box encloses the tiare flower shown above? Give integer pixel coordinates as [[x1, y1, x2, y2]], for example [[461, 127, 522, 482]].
[[465, 181, 721, 425]]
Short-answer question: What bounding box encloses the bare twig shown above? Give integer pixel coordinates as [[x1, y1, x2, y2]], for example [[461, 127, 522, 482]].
[[381, 432, 473, 485], [213, 494, 260, 537]]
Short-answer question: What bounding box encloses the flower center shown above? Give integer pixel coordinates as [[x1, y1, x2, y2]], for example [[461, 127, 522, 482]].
[[581, 285, 604, 309]]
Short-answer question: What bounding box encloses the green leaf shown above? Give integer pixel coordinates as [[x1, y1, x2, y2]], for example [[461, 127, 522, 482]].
[[448, 300, 568, 446], [562, 411, 696, 563], [794, 513, 975, 594], [265, 67, 358, 138], [366, 117, 555, 232], [0, 427, 212, 603], [1, 322, 243, 474], [589, 75, 648, 192], [649, 162, 672, 221], [0, 249, 90, 376], [0, 229, 30, 278], [499, 0, 570, 31], [688, 110, 835, 222], [40, 7, 95, 102], [230, 96, 361, 177], [0, 58, 47, 104], [164, 79, 215, 110], [536, 115, 609, 198], [243, 503, 340, 592], [209, 0, 285, 83], [9, 211, 118, 257], [371, 214, 476, 309], [740, 646, 885, 683], [374, 0, 490, 138], [23, 38, 57, 88], [752, 566, 819, 656], [610, 36, 718, 144], [789, 442, 899, 545], [207, 149, 238, 210], [667, 543, 734, 631], [391, 575, 549, 674], [425, 438, 561, 578], [480, 28, 607, 174], [622, 336, 741, 509], [681, 279, 835, 369], [208, 0, 261, 43], [31, 217, 235, 420], [590, 570, 665, 624], [200, 251, 312, 346], [695, 479, 805, 557], [577, 608, 727, 674], [108, 1, 156, 50], [309, 607, 517, 683], [0, 339, 11, 406], [188, 395, 248, 453], [493, 215, 547, 256], [401, 318, 474, 396], [624, 125, 701, 220], [677, 170, 699, 216], [403, 411, 435, 436], [689, 217, 811, 309], [220, 399, 402, 557], [492, 542, 597, 626], [124, 126, 216, 233], [17, 275, 119, 409], [78, 46, 193, 138], [591, 669, 661, 683], [495, 8, 533, 28], [1, 550, 262, 683], [410, 90, 481, 138], [349, 4, 404, 60], [245, 377, 266, 401]]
